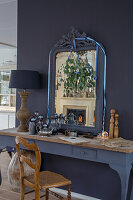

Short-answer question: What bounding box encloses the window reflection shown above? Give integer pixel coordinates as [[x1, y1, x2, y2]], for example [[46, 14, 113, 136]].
[[0, 47, 17, 111]]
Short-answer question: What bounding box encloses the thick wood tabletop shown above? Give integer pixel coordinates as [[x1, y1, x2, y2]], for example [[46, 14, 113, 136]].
[[0, 128, 133, 154]]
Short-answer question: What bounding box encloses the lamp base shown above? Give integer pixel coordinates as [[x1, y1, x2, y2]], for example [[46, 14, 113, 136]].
[[17, 121, 29, 132], [17, 91, 31, 132]]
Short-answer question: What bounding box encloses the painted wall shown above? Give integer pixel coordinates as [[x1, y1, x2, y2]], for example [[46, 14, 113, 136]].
[[17, 0, 132, 199]]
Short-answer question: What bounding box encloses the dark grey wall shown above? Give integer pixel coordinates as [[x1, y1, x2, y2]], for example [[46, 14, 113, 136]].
[[17, 0, 132, 199]]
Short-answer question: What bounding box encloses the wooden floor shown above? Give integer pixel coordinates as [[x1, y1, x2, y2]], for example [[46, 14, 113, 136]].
[[0, 152, 79, 200]]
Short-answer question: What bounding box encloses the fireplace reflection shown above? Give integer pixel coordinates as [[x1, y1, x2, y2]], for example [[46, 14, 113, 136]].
[[67, 109, 86, 125]]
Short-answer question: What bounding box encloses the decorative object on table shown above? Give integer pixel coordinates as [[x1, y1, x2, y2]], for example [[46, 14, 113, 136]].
[[114, 114, 119, 138], [36, 115, 44, 133], [38, 119, 53, 136], [109, 109, 115, 139], [45, 116, 50, 127], [58, 113, 65, 126], [29, 118, 37, 135], [9, 70, 41, 132], [102, 131, 109, 139], [38, 125, 52, 136], [7, 150, 36, 192], [97, 131, 109, 140], [28, 112, 39, 134], [64, 128, 78, 137], [29, 112, 52, 136], [49, 113, 59, 133], [68, 131, 78, 137], [29, 111, 44, 134], [66, 112, 76, 125]]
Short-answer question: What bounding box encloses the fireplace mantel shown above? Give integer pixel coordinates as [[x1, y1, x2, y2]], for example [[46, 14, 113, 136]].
[[55, 97, 95, 126]]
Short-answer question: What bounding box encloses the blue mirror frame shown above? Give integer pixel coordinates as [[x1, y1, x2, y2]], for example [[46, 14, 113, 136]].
[[48, 28, 106, 135]]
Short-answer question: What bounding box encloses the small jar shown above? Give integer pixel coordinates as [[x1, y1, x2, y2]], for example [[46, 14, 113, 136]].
[[68, 132, 77, 137], [29, 121, 36, 135]]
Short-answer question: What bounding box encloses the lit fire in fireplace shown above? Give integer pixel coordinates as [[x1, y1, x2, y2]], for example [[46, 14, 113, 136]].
[[78, 115, 83, 122], [67, 109, 86, 125]]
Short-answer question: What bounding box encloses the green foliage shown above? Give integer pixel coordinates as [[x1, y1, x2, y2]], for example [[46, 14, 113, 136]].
[[57, 53, 95, 97]]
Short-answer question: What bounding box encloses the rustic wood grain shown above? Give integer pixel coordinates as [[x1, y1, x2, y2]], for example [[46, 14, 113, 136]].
[[0, 128, 133, 153], [114, 114, 119, 138], [109, 109, 115, 139]]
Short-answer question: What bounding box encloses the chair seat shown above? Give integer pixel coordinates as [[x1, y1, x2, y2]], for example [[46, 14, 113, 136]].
[[25, 171, 71, 189]]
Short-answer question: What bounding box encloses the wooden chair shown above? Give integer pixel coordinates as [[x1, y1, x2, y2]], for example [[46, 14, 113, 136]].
[[15, 136, 71, 200]]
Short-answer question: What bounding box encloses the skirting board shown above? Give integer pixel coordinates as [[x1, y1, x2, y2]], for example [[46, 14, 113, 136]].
[[50, 188, 101, 200]]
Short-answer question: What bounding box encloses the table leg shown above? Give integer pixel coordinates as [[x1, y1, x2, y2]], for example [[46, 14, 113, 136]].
[[0, 149, 2, 185], [130, 188, 133, 200], [0, 170, 1, 185], [109, 164, 132, 200]]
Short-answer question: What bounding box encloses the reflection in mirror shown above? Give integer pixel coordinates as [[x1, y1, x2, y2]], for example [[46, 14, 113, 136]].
[[55, 50, 96, 127], [0, 45, 17, 110]]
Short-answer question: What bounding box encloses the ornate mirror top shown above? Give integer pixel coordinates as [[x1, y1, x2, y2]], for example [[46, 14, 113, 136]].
[[54, 27, 96, 49]]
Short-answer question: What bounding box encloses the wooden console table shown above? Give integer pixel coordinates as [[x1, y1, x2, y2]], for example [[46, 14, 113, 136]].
[[0, 128, 133, 200]]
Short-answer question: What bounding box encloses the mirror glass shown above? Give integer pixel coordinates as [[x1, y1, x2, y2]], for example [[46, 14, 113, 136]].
[[55, 50, 96, 127]]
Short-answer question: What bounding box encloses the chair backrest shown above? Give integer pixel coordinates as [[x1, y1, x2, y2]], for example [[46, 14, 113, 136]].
[[15, 136, 41, 187]]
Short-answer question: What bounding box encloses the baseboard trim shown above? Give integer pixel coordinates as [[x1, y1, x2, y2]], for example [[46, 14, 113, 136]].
[[50, 188, 100, 200]]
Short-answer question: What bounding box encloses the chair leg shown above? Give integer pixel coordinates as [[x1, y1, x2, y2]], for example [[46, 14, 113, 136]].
[[20, 180, 25, 200], [67, 184, 71, 200], [35, 187, 40, 200], [46, 189, 49, 200]]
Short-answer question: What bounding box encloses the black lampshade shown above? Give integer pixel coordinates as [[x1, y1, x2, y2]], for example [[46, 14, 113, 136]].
[[9, 70, 41, 89]]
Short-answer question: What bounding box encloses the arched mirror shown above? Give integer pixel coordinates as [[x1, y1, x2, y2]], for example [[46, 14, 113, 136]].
[[48, 28, 106, 134]]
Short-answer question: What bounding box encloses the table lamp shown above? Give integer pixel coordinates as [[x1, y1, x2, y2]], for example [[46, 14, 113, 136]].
[[9, 70, 40, 132]]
